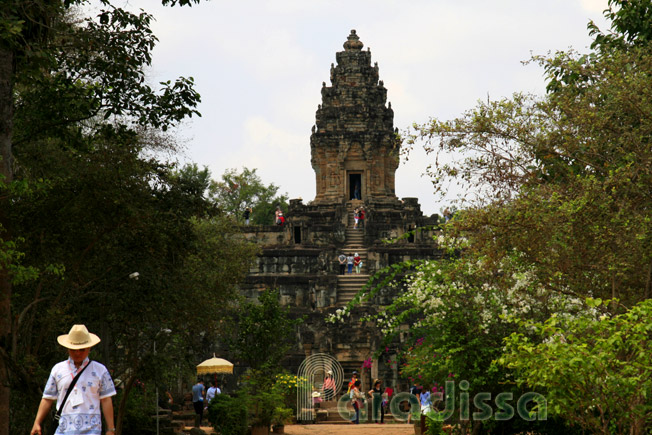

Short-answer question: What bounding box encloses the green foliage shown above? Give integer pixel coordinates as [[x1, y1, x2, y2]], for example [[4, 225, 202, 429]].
[[116, 387, 156, 435], [271, 406, 293, 426], [246, 387, 283, 427], [272, 373, 301, 413], [209, 167, 288, 225], [13, 4, 200, 142], [344, 3, 652, 433], [234, 368, 286, 428], [409, 39, 652, 307], [163, 164, 217, 216], [588, 0, 652, 50], [1, 3, 255, 434], [345, 248, 590, 432], [500, 299, 652, 434], [424, 416, 445, 435], [207, 394, 248, 435], [224, 289, 302, 372], [223, 290, 302, 428]]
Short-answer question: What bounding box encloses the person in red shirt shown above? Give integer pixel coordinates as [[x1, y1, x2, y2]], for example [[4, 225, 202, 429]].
[[322, 371, 336, 401], [354, 253, 362, 274]]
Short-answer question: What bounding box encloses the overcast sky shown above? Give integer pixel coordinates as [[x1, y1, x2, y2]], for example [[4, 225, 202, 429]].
[[94, 0, 611, 216]]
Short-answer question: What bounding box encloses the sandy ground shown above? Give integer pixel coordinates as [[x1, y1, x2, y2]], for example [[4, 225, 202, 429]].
[[193, 423, 415, 435], [283, 423, 415, 435]]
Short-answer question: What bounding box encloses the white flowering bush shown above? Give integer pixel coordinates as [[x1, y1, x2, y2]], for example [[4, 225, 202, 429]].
[[336, 230, 601, 415]]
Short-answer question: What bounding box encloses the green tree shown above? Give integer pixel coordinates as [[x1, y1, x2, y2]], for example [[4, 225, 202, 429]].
[[499, 298, 652, 434], [0, 2, 219, 433], [396, 1, 652, 432], [408, 13, 652, 307], [341, 1, 652, 432], [223, 289, 302, 429], [210, 167, 288, 225], [9, 128, 258, 433], [224, 289, 302, 373], [331, 241, 588, 432]]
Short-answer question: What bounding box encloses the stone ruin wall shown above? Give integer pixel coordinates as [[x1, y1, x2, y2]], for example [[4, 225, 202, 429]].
[[238, 200, 441, 391]]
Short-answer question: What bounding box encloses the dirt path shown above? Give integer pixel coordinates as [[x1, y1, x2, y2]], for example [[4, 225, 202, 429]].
[[192, 423, 415, 435], [283, 423, 415, 435]]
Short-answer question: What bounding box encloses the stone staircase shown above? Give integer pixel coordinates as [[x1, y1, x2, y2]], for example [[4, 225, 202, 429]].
[[315, 399, 351, 424], [337, 206, 370, 306], [168, 394, 216, 434]]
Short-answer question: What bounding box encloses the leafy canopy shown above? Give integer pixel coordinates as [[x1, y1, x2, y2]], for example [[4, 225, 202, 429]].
[[210, 167, 289, 225]]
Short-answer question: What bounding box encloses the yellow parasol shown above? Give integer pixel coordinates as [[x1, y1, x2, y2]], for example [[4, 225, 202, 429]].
[[197, 354, 234, 375]]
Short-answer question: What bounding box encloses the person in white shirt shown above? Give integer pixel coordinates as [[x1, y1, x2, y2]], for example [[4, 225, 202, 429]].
[[30, 324, 116, 435], [205, 382, 221, 407]]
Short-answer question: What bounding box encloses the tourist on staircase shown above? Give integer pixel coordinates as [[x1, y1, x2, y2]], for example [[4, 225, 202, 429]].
[[323, 371, 336, 401], [191, 379, 205, 427], [347, 371, 359, 393], [338, 253, 347, 275], [243, 207, 252, 225], [346, 253, 354, 274], [354, 253, 362, 274]]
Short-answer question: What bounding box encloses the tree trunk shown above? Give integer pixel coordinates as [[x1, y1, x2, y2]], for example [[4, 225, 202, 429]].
[[0, 44, 15, 435], [116, 374, 137, 435], [645, 260, 651, 300]]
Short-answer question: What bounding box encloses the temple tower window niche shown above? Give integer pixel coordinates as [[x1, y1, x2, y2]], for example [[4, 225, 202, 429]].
[[349, 172, 362, 200]]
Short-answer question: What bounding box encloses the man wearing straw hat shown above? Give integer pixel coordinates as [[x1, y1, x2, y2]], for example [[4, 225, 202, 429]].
[[30, 325, 116, 435]]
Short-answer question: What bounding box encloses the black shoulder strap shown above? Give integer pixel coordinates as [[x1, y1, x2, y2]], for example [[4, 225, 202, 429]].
[[54, 361, 91, 422]]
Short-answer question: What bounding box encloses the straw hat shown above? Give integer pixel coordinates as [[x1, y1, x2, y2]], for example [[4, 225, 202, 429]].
[[312, 391, 321, 398], [57, 324, 101, 349]]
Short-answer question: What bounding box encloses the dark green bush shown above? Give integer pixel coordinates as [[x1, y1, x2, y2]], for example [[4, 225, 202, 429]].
[[424, 415, 444, 435], [207, 394, 248, 435], [118, 389, 156, 435]]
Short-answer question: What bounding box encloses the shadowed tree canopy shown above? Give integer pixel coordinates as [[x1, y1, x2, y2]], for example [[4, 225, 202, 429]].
[[223, 289, 302, 374], [0, 1, 256, 434]]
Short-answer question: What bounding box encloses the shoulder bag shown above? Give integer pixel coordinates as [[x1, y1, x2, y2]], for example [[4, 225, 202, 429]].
[[49, 361, 91, 435]]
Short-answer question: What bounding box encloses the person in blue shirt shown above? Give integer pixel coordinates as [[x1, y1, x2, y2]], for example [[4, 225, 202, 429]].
[[191, 379, 205, 426], [420, 384, 432, 414]]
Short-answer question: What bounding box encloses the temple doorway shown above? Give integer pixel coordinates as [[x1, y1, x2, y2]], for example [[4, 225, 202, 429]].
[[348, 173, 362, 200]]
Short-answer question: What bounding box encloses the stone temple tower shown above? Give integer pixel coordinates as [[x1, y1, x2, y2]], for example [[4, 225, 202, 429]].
[[238, 30, 440, 394], [311, 30, 400, 205]]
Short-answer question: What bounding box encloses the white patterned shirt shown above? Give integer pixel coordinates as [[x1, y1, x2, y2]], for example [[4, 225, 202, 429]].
[[43, 357, 116, 434]]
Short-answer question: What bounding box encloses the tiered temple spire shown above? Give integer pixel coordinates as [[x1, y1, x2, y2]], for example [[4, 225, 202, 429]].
[[310, 30, 400, 205]]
